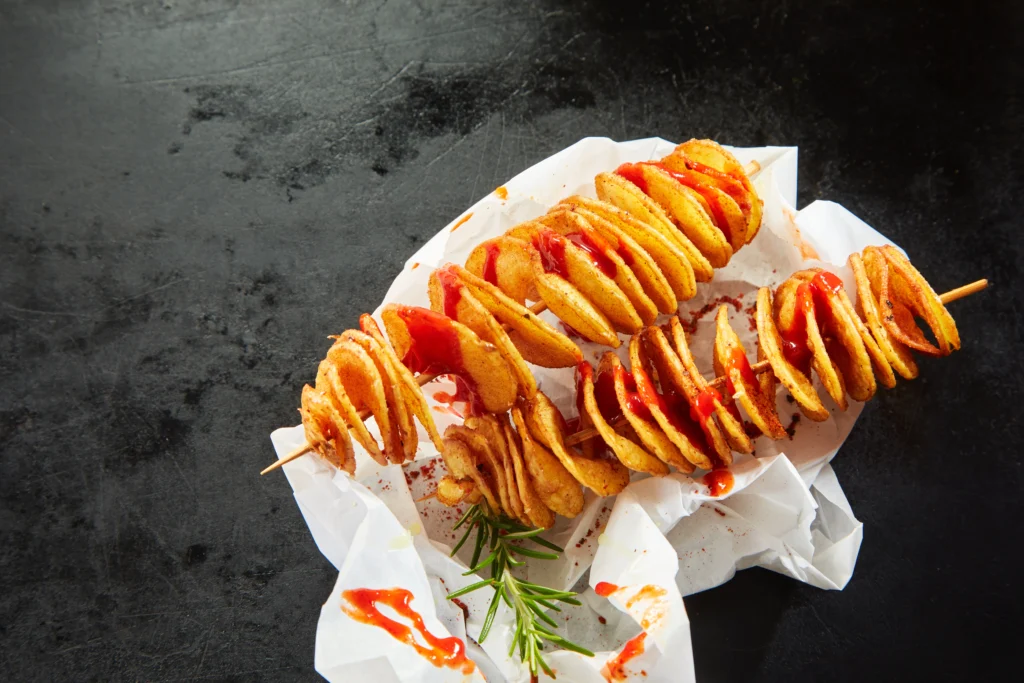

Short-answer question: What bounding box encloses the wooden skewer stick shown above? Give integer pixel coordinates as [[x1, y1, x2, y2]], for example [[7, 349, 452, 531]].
[[939, 278, 987, 304]]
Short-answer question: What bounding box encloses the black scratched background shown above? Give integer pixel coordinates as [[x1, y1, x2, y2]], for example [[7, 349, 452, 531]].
[[1, 1, 1021, 681]]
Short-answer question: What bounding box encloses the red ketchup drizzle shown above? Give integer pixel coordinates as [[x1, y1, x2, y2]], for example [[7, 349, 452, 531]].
[[723, 348, 758, 396], [602, 632, 647, 682], [341, 587, 475, 674], [648, 161, 732, 242], [532, 230, 570, 279], [703, 469, 734, 497], [632, 364, 712, 456], [615, 241, 635, 266], [595, 369, 623, 423], [778, 271, 845, 376], [396, 306, 484, 416], [567, 231, 617, 278], [682, 158, 752, 214], [482, 242, 501, 286], [614, 162, 649, 194], [434, 268, 462, 320], [691, 387, 721, 426], [595, 581, 619, 597], [614, 366, 652, 421]]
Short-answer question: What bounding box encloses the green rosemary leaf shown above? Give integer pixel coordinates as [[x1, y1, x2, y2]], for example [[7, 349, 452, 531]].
[[479, 588, 501, 643], [445, 579, 494, 600], [525, 600, 559, 628], [527, 535, 564, 553], [500, 527, 546, 540], [466, 549, 498, 575], [452, 504, 477, 531], [507, 545, 560, 560]]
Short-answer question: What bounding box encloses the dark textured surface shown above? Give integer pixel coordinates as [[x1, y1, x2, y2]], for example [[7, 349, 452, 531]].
[[1, 0, 1021, 680]]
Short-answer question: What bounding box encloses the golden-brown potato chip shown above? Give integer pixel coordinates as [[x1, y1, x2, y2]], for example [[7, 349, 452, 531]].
[[359, 314, 444, 451], [524, 226, 643, 335], [655, 154, 752, 250], [849, 253, 919, 381], [530, 249, 620, 347], [830, 281, 897, 390], [666, 317, 756, 450], [642, 325, 737, 460], [436, 476, 480, 507], [628, 335, 716, 470], [558, 202, 677, 314], [337, 329, 416, 462], [559, 195, 699, 299], [712, 307, 787, 440], [316, 360, 386, 465], [672, 139, 763, 245], [428, 267, 537, 399], [504, 421, 555, 528], [465, 236, 538, 304], [618, 162, 733, 268], [440, 434, 499, 512], [595, 172, 714, 282], [756, 287, 829, 422], [511, 405, 584, 518], [774, 272, 847, 410], [604, 352, 692, 473], [871, 245, 960, 357], [451, 265, 582, 368], [300, 384, 356, 474], [381, 304, 518, 415], [447, 423, 514, 516], [539, 209, 658, 325], [523, 392, 631, 496], [578, 360, 669, 476], [325, 339, 400, 461]]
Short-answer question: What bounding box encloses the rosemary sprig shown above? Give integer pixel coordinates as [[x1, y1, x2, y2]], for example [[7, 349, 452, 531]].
[[447, 504, 594, 678]]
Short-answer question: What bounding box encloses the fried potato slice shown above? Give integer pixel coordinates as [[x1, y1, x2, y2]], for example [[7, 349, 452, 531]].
[[643, 325, 737, 461], [529, 247, 620, 347], [621, 162, 733, 268], [447, 423, 514, 516], [381, 304, 518, 414], [831, 281, 897, 390], [359, 313, 444, 451], [666, 317, 755, 450], [452, 265, 581, 368], [316, 360, 386, 465], [656, 154, 752, 250], [628, 335, 715, 470], [578, 360, 669, 476], [756, 287, 829, 422], [300, 384, 356, 474], [849, 253, 919, 380], [440, 434, 499, 512], [672, 139, 763, 245], [775, 273, 848, 410], [559, 195, 698, 300], [604, 352, 692, 472], [539, 209, 658, 325], [511, 405, 584, 518], [504, 421, 555, 528], [523, 226, 643, 335], [595, 172, 714, 282], [870, 245, 960, 357], [712, 307, 787, 440], [337, 329, 416, 462], [436, 476, 480, 507], [429, 267, 537, 399], [465, 236, 538, 304], [557, 202, 677, 314], [325, 339, 399, 461], [523, 392, 630, 496], [470, 415, 526, 522]]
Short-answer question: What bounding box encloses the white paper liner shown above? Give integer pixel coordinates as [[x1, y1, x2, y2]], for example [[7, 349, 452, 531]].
[[270, 137, 902, 682]]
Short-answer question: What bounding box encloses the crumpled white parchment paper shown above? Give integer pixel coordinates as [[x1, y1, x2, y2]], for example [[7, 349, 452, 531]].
[[270, 137, 901, 682]]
